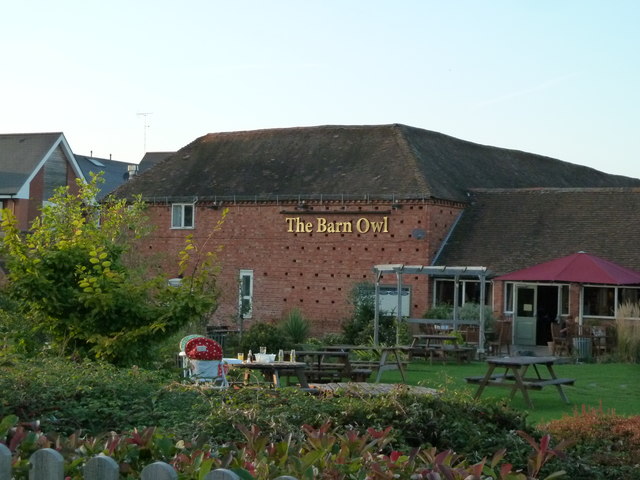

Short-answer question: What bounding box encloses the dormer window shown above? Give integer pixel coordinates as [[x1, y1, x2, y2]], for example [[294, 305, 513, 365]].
[[171, 203, 194, 229]]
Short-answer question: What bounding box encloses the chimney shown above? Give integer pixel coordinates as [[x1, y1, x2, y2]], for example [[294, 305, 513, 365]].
[[127, 164, 139, 179]]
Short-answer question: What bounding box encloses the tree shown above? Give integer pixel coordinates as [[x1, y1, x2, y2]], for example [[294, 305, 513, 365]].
[[0, 175, 224, 366]]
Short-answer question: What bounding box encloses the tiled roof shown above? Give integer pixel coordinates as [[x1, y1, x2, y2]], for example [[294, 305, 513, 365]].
[[138, 152, 175, 173], [74, 155, 133, 200], [113, 124, 640, 202], [0, 132, 64, 195], [435, 188, 640, 275]]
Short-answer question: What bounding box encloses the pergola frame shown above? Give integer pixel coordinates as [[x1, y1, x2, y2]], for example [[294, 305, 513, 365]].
[[372, 264, 490, 353]]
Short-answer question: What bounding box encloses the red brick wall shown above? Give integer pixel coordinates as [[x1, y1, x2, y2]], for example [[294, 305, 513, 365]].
[[12, 156, 79, 231], [140, 199, 464, 336], [493, 280, 506, 319], [26, 168, 45, 229]]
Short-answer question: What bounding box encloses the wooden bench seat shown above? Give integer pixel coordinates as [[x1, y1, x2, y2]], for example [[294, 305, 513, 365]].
[[349, 368, 373, 382], [350, 360, 380, 369], [521, 378, 575, 389], [429, 345, 475, 364], [465, 373, 513, 384], [465, 376, 575, 390]]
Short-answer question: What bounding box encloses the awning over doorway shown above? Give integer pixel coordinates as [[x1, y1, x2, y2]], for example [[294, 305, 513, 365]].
[[495, 252, 640, 285]]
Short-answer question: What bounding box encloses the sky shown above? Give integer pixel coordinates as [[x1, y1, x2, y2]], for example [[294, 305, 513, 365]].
[[2, 1, 639, 178]]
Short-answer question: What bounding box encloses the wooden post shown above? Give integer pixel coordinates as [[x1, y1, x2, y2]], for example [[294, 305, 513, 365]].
[[141, 461, 178, 480], [206, 469, 242, 480], [84, 455, 119, 480], [0, 443, 11, 480], [30, 448, 64, 479]]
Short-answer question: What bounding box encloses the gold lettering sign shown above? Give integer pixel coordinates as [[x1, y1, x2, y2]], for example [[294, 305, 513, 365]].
[[286, 217, 389, 234]]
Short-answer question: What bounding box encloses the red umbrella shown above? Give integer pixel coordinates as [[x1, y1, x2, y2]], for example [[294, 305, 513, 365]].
[[495, 252, 640, 285]]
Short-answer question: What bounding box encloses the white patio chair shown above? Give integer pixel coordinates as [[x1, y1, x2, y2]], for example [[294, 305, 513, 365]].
[[187, 359, 230, 389]]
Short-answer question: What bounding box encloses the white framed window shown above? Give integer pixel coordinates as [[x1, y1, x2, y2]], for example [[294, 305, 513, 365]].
[[378, 285, 411, 316], [171, 203, 194, 229], [504, 282, 514, 313], [239, 270, 253, 318], [434, 279, 491, 307]]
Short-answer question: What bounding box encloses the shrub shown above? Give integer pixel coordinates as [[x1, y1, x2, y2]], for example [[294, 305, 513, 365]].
[[279, 308, 310, 345], [239, 321, 290, 354], [1, 415, 568, 480], [423, 304, 453, 319], [0, 176, 223, 367], [1, 356, 534, 460], [459, 302, 496, 330], [0, 356, 195, 436], [541, 405, 640, 479], [342, 282, 410, 345]]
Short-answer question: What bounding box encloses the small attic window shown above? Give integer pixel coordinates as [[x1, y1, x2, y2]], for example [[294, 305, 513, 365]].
[[88, 158, 105, 167], [171, 203, 194, 229]]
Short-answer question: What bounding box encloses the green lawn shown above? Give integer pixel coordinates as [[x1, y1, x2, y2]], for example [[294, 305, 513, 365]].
[[378, 359, 640, 424]]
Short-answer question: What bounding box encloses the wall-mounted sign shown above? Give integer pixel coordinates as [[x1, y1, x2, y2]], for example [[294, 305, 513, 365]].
[[286, 216, 389, 234]]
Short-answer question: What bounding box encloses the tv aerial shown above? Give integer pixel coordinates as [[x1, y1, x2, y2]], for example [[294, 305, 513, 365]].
[[136, 112, 153, 153]]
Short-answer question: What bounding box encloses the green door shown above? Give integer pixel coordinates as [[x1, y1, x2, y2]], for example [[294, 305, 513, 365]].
[[514, 285, 537, 346]]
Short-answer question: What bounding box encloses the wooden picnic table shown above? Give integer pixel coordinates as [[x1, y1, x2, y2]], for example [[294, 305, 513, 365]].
[[230, 361, 310, 388], [325, 345, 409, 382], [295, 350, 355, 383], [408, 334, 475, 363], [465, 356, 575, 408]]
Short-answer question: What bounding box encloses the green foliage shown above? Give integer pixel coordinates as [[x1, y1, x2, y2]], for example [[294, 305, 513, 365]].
[[279, 308, 310, 345], [1, 414, 568, 480], [3, 357, 639, 477], [0, 292, 45, 357], [541, 405, 640, 479], [460, 301, 496, 328], [0, 175, 223, 366], [342, 282, 410, 345], [424, 304, 453, 319], [239, 321, 290, 354]]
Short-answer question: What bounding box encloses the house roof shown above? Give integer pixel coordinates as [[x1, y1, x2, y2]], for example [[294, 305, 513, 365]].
[[74, 154, 135, 200], [495, 251, 640, 285], [138, 151, 176, 174], [435, 188, 640, 275], [0, 132, 72, 195], [113, 124, 640, 203]]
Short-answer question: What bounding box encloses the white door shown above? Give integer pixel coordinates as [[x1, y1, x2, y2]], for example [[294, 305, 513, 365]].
[[514, 285, 537, 346]]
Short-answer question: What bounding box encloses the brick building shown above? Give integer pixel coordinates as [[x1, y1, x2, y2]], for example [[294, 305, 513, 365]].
[[114, 124, 640, 341], [0, 133, 83, 232]]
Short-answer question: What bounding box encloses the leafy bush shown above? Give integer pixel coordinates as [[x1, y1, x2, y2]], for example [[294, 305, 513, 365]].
[[0, 176, 223, 367], [239, 321, 290, 354], [3, 356, 637, 478], [423, 304, 453, 319], [541, 405, 640, 479], [342, 282, 410, 345], [459, 302, 496, 330], [1, 415, 568, 480], [0, 356, 533, 458], [0, 356, 211, 436]]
